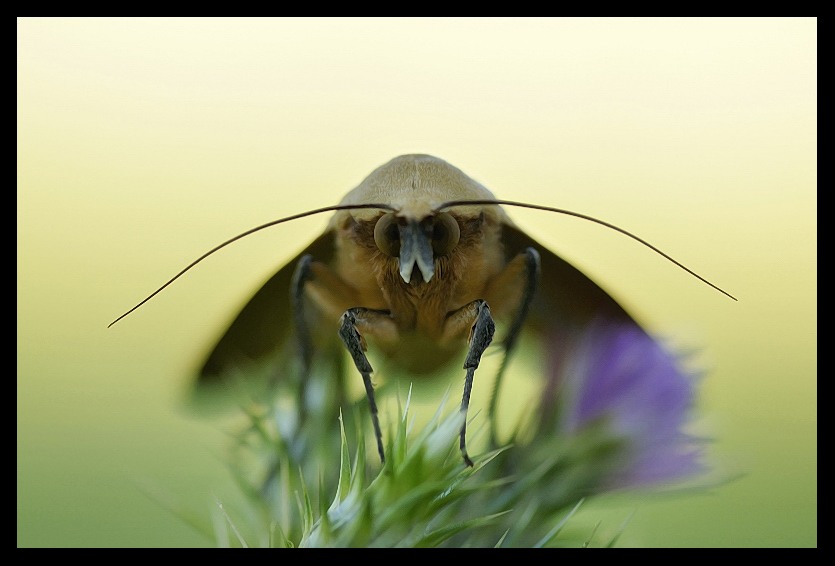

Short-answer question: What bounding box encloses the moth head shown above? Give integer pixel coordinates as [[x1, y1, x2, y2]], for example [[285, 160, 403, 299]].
[[373, 211, 461, 283]]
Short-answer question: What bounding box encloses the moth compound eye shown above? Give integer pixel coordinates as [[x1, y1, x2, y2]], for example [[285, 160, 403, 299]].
[[431, 212, 460, 257], [374, 213, 401, 257]]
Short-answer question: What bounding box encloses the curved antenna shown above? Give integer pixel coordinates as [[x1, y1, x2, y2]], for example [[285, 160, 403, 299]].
[[108, 203, 396, 328], [437, 199, 737, 302]]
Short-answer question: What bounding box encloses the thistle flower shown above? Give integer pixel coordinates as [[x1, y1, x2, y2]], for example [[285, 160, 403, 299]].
[[543, 319, 705, 491], [179, 319, 708, 547]]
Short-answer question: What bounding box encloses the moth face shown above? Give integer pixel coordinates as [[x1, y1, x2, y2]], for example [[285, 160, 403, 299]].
[[372, 212, 461, 283]]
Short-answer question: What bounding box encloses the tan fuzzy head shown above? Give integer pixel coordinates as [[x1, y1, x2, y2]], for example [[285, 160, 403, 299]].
[[331, 154, 509, 227]]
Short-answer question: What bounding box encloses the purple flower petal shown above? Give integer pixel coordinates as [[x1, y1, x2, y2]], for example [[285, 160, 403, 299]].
[[547, 319, 705, 490]]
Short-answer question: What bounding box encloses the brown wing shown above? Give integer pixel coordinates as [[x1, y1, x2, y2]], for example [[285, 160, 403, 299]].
[[195, 230, 337, 388], [500, 223, 637, 334], [500, 223, 670, 426]]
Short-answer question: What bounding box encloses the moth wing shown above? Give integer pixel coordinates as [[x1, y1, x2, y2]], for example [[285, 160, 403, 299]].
[[500, 222, 693, 433], [500, 222, 636, 334], [193, 229, 338, 397]]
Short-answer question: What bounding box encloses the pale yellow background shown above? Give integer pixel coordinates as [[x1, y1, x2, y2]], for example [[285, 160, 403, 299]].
[[18, 18, 816, 547]]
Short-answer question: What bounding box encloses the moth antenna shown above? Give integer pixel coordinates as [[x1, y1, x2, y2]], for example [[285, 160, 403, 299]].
[[438, 199, 737, 302], [108, 203, 396, 328]]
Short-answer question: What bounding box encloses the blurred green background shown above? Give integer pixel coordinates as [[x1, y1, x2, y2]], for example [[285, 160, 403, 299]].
[[18, 18, 816, 547]]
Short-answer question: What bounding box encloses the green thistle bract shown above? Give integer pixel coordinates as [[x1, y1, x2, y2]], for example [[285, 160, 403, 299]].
[[195, 320, 707, 548]]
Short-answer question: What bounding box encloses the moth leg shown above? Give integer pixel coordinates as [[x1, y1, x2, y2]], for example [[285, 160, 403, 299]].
[[483, 248, 541, 443], [290, 255, 316, 428], [291, 255, 316, 382], [338, 307, 398, 464], [292, 253, 366, 371], [291, 255, 361, 419], [443, 300, 496, 467]]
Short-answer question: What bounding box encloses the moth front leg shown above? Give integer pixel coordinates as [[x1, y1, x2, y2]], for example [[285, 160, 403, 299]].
[[338, 307, 398, 464], [293, 254, 396, 464], [443, 300, 496, 467]]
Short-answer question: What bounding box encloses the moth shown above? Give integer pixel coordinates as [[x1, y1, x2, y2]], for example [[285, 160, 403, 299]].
[[111, 154, 734, 467]]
